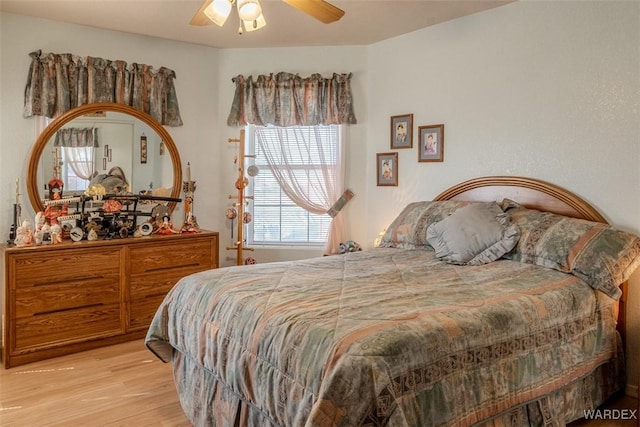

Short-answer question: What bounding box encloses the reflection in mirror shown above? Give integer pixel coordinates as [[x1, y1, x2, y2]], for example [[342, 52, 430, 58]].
[[37, 111, 174, 200], [27, 103, 182, 214]]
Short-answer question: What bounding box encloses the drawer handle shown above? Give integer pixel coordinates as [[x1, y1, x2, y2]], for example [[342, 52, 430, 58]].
[[144, 262, 200, 273], [144, 292, 170, 299], [36, 303, 104, 316], [33, 276, 106, 287]]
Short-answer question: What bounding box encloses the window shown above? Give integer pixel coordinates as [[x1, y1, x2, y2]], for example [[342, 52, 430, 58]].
[[246, 125, 341, 245], [61, 148, 93, 192]]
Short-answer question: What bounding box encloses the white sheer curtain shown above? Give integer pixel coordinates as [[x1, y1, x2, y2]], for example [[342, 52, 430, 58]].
[[54, 128, 99, 180], [63, 147, 95, 180], [255, 125, 345, 255]]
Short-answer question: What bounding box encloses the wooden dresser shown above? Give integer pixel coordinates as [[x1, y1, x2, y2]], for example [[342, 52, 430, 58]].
[[1, 231, 218, 368]]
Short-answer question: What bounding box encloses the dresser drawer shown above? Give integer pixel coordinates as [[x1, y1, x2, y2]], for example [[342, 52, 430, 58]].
[[13, 303, 122, 351], [129, 294, 167, 330], [129, 239, 214, 274], [130, 266, 208, 298], [15, 277, 120, 318], [12, 248, 121, 286], [128, 238, 216, 330]]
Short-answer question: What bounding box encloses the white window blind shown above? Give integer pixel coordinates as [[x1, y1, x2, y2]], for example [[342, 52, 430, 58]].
[[247, 125, 340, 245]]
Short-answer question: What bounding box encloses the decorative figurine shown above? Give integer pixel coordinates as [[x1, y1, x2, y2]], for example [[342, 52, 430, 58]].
[[50, 223, 63, 244], [19, 219, 34, 246], [85, 183, 107, 201], [102, 199, 123, 213], [157, 214, 180, 235], [14, 225, 26, 247], [43, 199, 69, 225], [48, 148, 64, 200], [34, 211, 46, 245]]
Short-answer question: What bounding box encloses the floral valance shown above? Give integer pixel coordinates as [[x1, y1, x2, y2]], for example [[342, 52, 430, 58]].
[[54, 127, 99, 148], [24, 50, 183, 126], [227, 72, 357, 127]]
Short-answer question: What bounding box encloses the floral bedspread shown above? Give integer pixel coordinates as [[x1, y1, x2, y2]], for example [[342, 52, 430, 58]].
[[146, 248, 622, 426]]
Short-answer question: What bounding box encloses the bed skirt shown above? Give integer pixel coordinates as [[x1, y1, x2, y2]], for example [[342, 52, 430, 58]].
[[170, 346, 624, 427]]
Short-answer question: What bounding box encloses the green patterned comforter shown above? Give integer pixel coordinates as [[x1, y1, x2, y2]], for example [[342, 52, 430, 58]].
[[145, 248, 622, 426]]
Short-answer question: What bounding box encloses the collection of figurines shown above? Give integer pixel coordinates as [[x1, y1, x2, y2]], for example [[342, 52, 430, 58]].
[[14, 215, 63, 247], [13, 202, 190, 247], [10, 159, 201, 246]]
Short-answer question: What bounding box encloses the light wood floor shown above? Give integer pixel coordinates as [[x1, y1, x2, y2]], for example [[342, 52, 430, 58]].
[[1, 340, 637, 426], [0, 340, 190, 426]]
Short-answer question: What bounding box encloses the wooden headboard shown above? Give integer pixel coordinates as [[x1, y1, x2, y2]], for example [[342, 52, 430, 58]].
[[434, 176, 607, 223], [433, 175, 626, 346]]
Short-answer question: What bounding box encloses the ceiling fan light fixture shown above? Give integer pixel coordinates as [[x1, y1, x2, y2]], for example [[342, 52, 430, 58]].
[[242, 13, 267, 32], [204, 0, 233, 26], [236, 0, 262, 22]]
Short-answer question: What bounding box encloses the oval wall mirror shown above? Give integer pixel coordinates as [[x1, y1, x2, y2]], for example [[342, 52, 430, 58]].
[[27, 103, 183, 213]]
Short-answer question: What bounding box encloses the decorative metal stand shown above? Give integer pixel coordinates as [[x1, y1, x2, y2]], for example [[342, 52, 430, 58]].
[[226, 129, 255, 266], [7, 178, 21, 244], [181, 162, 200, 233]]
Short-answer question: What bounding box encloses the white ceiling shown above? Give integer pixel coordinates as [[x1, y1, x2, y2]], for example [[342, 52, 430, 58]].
[[0, 0, 515, 49]]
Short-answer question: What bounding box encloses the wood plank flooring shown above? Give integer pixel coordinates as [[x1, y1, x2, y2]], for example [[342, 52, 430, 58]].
[[1, 340, 638, 426], [0, 340, 190, 426]]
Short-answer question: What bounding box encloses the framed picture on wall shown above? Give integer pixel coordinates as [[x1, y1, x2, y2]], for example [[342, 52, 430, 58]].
[[140, 134, 147, 164], [376, 152, 398, 186], [390, 114, 413, 149], [418, 124, 444, 162]]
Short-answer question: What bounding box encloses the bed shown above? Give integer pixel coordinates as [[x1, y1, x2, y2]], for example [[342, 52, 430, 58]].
[[146, 176, 640, 426]]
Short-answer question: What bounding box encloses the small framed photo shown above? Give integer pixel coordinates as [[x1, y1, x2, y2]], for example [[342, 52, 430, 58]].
[[390, 114, 413, 149], [140, 135, 147, 164], [376, 152, 398, 187], [418, 124, 444, 162]]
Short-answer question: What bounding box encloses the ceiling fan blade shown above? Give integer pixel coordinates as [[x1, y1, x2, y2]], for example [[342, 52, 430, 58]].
[[282, 0, 345, 24], [190, 0, 215, 26]]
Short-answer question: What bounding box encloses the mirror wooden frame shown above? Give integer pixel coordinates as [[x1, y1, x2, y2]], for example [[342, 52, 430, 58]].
[[26, 102, 183, 213]]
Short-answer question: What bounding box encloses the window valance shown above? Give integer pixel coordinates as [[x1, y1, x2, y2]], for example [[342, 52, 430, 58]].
[[227, 72, 357, 127], [24, 50, 183, 127], [54, 127, 99, 148]]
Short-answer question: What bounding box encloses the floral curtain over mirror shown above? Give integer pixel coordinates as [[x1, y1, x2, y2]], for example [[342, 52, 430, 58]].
[[227, 72, 357, 127], [23, 50, 183, 126]]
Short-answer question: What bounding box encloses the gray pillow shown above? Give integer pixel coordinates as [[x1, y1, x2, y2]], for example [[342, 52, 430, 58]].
[[426, 202, 520, 265]]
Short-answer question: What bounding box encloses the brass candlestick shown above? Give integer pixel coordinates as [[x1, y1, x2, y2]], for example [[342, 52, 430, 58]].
[[181, 162, 200, 233]]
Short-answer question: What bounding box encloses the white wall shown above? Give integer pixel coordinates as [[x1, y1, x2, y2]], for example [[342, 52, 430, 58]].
[[365, 0, 640, 238], [364, 0, 640, 396], [1, 0, 638, 394], [0, 12, 222, 240]]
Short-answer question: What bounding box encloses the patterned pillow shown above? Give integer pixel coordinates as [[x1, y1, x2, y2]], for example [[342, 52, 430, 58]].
[[426, 202, 520, 265], [503, 206, 640, 299], [376, 200, 471, 250]]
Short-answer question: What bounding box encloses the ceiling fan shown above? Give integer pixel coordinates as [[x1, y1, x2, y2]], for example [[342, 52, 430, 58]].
[[190, 0, 345, 33]]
